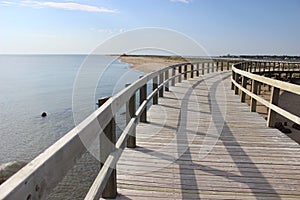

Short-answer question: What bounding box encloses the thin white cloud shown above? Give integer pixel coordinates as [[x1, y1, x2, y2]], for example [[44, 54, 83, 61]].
[[40, 2, 117, 13], [92, 28, 125, 34], [0, 1, 17, 5], [31, 33, 59, 38], [170, 0, 191, 3], [1, 1, 118, 13]]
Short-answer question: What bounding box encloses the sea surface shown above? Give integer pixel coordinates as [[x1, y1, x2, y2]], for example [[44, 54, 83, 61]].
[[0, 55, 143, 164]]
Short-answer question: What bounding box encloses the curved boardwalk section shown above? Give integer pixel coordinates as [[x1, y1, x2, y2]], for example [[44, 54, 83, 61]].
[[115, 71, 300, 199]]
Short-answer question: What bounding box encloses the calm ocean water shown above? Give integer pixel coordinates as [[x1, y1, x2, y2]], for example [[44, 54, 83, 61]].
[[0, 55, 143, 164]]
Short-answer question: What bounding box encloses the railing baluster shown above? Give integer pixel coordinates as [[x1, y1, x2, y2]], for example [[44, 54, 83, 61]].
[[234, 71, 239, 95], [267, 87, 280, 127], [196, 63, 199, 77], [221, 61, 224, 71], [231, 71, 235, 90], [125, 84, 136, 148], [153, 76, 158, 104], [159, 72, 164, 97], [250, 80, 258, 112], [240, 76, 247, 102], [257, 82, 261, 95], [178, 65, 182, 83], [171, 67, 176, 86], [139, 79, 147, 122], [165, 69, 169, 91], [98, 97, 117, 198], [202, 63, 205, 75], [184, 64, 187, 80], [207, 63, 210, 74], [191, 64, 194, 78]]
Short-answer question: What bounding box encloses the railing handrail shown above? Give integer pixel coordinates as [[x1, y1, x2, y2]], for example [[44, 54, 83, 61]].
[[232, 65, 300, 94], [242, 58, 300, 64]]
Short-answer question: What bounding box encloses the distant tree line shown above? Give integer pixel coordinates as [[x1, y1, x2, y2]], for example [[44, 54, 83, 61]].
[[220, 54, 300, 61]]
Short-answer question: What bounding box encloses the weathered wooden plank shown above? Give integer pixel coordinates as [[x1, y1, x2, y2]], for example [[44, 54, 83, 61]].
[[115, 71, 300, 200]]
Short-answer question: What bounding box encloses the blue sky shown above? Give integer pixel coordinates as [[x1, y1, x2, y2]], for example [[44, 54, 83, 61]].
[[0, 0, 299, 55]]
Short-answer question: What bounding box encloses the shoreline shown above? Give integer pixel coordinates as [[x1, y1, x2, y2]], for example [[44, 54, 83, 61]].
[[119, 55, 189, 73]]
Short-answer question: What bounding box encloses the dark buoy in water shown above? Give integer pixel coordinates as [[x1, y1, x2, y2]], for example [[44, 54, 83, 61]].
[[41, 112, 47, 117]]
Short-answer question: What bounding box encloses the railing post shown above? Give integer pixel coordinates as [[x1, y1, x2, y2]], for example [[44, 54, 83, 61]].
[[234, 73, 239, 95], [207, 63, 210, 74], [196, 63, 199, 76], [216, 62, 219, 72], [258, 82, 261, 95], [125, 84, 136, 148], [159, 72, 164, 97], [227, 62, 230, 70], [201, 63, 205, 75], [153, 76, 158, 105], [240, 76, 247, 102], [171, 67, 176, 86], [165, 69, 169, 91], [178, 65, 182, 83], [184, 64, 187, 80], [212, 62, 215, 72], [98, 97, 117, 198], [267, 87, 280, 127], [191, 64, 194, 78], [250, 80, 258, 112], [231, 71, 235, 90], [139, 77, 147, 122]]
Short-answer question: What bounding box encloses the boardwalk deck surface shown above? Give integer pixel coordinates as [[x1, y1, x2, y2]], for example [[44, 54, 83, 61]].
[[113, 71, 300, 200]]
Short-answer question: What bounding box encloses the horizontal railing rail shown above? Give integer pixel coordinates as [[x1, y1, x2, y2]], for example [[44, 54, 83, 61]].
[[235, 60, 300, 74], [231, 61, 300, 127], [0, 59, 235, 200]]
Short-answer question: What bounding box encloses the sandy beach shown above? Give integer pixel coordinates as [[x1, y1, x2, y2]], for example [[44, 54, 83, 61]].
[[120, 55, 188, 73]]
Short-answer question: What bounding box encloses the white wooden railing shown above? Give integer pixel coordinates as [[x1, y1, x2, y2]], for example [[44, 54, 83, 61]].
[[231, 60, 300, 127]]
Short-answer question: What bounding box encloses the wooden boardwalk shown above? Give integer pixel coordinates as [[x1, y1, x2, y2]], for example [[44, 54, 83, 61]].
[[114, 71, 300, 199]]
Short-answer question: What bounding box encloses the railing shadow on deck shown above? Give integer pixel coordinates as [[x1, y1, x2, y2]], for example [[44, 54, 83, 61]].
[[212, 75, 281, 199], [127, 72, 281, 199]]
